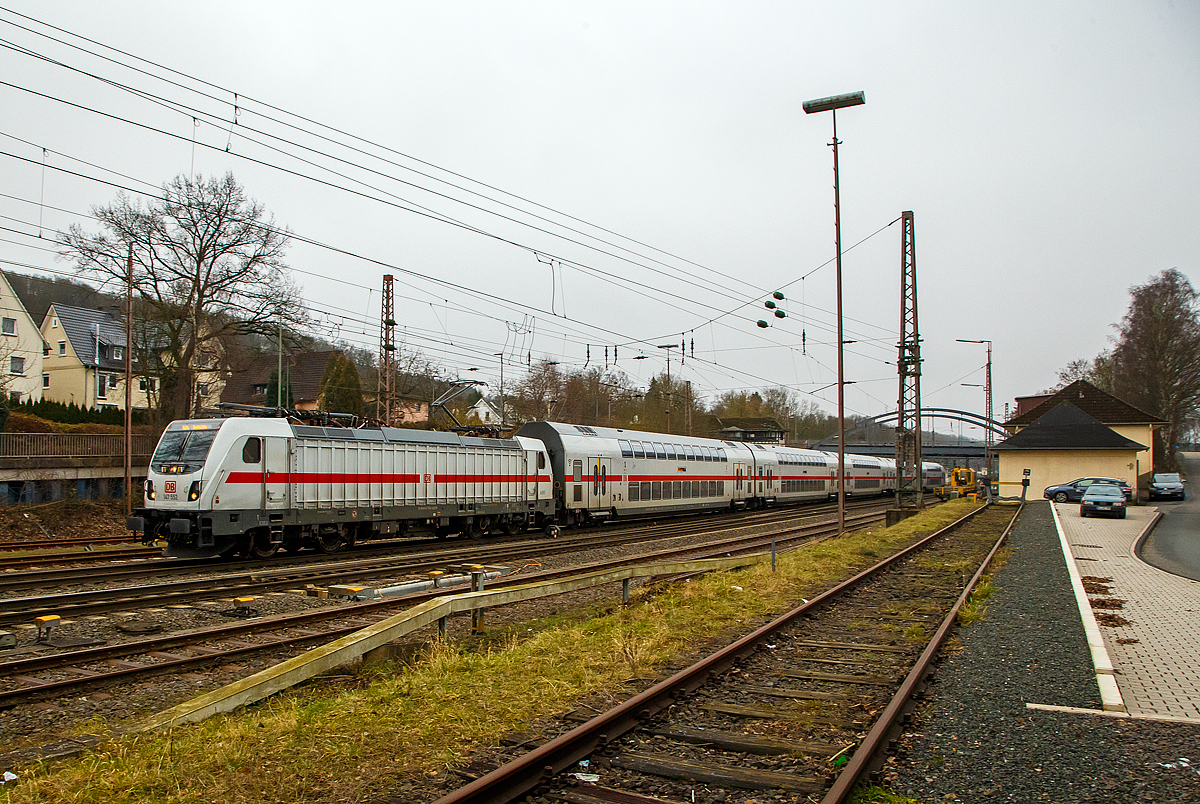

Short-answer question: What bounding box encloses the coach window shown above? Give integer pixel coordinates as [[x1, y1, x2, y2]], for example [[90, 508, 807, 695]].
[[665, 443, 676, 460], [652, 442, 665, 460], [619, 440, 633, 458], [632, 441, 645, 459], [538, 453, 546, 469], [573, 460, 583, 482]]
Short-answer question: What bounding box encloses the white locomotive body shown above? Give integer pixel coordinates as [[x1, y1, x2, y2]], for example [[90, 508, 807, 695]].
[[129, 417, 554, 558]]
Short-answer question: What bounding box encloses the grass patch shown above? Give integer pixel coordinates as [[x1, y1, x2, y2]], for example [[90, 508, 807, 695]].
[[851, 783, 939, 803], [3, 500, 982, 804]]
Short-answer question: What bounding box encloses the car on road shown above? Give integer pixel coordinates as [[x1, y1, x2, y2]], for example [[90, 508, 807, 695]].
[[1148, 473, 1186, 501], [1080, 483, 1128, 519], [1045, 477, 1133, 503]]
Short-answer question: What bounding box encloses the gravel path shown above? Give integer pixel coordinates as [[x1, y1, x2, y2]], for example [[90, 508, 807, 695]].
[[886, 501, 1200, 803]]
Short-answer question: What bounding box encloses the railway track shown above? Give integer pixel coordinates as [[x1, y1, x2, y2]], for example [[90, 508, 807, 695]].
[[426, 503, 1018, 804], [0, 535, 134, 552], [0, 504, 901, 710], [0, 496, 905, 607]]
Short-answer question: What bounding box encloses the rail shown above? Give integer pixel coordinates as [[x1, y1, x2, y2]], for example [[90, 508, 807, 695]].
[[0, 432, 156, 458]]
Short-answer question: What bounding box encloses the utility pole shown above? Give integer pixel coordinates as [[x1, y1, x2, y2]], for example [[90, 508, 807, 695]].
[[494, 352, 505, 431], [657, 343, 678, 434], [277, 313, 283, 408], [685, 380, 693, 435], [124, 244, 133, 515]]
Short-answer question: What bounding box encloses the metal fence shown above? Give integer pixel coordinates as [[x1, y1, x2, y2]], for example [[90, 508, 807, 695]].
[[0, 433, 156, 458]]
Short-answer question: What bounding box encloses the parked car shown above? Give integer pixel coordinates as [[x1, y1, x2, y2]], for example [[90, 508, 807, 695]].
[[1148, 473, 1186, 501], [1080, 484, 1128, 519], [1045, 477, 1133, 503]]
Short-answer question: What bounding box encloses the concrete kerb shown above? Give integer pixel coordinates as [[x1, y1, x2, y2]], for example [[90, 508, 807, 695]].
[[139, 552, 767, 732], [1049, 502, 1125, 712]]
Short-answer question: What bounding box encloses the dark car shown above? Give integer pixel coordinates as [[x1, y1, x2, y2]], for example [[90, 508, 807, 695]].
[[1148, 473, 1186, 501], [1080, 484, 1128, 519], [1044, 477, 1133, 503]]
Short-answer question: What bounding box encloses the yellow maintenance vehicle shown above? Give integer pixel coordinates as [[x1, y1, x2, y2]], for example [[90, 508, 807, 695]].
[[938, 467, 979, 498]]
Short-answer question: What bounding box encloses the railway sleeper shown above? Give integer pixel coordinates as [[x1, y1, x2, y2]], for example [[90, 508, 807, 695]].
[[604, 749, 824, 793]]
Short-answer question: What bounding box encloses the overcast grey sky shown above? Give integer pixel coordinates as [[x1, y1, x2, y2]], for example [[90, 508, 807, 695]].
[[1, 1, 1197, 435]]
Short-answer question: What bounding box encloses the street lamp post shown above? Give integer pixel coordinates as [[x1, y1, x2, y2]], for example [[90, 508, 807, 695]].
[[957, 338, 993, 502], [804, 90, 865, 537]]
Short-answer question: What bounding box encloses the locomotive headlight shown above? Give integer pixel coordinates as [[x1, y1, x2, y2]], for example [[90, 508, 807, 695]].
[[146, 480, 155, 501], [188, 480, 201, 501]]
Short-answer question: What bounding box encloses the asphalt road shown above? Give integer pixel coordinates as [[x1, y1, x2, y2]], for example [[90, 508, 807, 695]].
[[1138, 451, 1200, 582]]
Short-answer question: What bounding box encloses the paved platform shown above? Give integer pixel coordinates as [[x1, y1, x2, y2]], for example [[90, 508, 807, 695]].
[[1051, 500, 1200, 721]]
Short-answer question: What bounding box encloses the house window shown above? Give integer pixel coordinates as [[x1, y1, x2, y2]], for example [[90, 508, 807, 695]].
[[196, 382, 210, 397], [1, 318, 15, 336], [51, 317, 58, 328], [42, 341, 49, 357], [253, 383, 267, 395], [9, 356, 24, 376], [58, 341, 66, 357], [109, 374, 120, 389], [42, 373, 49, 389], [138, 378, 158, 392], [112, 346, 123, 361]]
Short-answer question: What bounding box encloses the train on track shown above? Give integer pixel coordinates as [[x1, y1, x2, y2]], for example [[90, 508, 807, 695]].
[[127, 417, 946, 559]]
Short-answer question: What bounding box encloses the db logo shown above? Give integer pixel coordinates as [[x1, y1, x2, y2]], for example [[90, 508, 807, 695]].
[[164, 481, 177, 493], [423, 474, 432, 483]]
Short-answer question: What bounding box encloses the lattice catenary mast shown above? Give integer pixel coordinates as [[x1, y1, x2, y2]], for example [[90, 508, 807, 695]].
[[378, 274, 396, 425], [895, 211, 923, 508]]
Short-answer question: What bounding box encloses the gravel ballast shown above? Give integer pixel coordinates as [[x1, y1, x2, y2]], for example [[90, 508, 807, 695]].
[[887, 501, 1200, 803]]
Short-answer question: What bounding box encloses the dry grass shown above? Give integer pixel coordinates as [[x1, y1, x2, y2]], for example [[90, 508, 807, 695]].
[[2, 500, 982, 804]]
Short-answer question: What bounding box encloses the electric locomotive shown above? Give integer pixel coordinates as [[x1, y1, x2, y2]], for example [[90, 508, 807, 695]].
[[127, 417, 554, 558]]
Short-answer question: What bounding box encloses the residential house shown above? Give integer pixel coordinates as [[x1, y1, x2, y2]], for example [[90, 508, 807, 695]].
[[0, 272, 43, 404], [221, 350, 340, 411], [39, 303, 148, 410], [469, 397, 502, 425]]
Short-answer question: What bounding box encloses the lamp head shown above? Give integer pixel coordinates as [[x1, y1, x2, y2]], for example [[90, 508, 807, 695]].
[[803, 91, 866, 114]]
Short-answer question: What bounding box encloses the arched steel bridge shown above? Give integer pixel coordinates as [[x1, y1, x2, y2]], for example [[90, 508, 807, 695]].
[[811, 407, 1007, 461]]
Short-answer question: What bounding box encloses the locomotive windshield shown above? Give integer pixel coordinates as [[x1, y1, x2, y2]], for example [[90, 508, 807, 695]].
[[152, 427, 220, 472]]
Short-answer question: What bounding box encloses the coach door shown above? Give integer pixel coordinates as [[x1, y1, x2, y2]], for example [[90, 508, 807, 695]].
[[733, 462, 746, 502], [589, 457, 611, 512], [262, 437, 290, 509]]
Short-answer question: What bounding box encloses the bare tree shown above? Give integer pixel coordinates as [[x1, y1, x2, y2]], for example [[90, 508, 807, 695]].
[[1054, 353, 1114, 393], [1111, 269, 1200, 469], [58, 173, 304, 420]]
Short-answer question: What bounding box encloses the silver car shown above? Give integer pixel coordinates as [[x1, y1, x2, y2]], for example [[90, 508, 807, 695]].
[[1148, 473, 1185, 501]]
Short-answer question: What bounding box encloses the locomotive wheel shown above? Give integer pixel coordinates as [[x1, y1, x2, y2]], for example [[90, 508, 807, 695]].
[[249, 530, 280, 560], [476, 516, 493, 535]]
